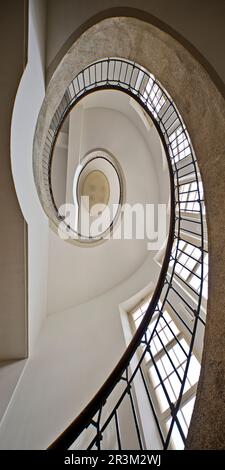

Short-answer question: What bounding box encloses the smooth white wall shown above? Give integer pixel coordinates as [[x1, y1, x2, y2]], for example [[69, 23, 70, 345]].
[[0, 251, 159, 449], [0, 360, 26, 423], [47, 105, 163, 315], [10, 0, 48, 352]]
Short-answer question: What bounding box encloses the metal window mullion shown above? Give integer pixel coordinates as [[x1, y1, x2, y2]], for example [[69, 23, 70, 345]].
[[153, 331, 183, 384], [147, 332, 183, 365], [139, 366, 165, 447], [149, 350, 174, 412], [165, 299, 193, 335]]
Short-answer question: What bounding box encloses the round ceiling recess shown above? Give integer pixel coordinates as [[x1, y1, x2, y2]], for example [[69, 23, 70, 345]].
[[72, 149, 125, 245], [80, 169, 110, 215]]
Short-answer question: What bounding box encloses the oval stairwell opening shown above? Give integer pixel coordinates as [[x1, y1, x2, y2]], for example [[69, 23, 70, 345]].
[[34, 57, 208, 450]]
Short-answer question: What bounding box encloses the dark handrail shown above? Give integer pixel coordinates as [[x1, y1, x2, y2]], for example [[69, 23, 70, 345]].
[[36, 59, 207, 450], [48, 170, 175, 450]]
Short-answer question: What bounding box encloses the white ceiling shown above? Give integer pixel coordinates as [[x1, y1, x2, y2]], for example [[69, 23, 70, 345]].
[[47, 90, 170, 315]]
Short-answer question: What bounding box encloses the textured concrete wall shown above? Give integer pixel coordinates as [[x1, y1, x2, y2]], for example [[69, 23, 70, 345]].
[[45, 0, 225, 94], [33, 17, 225, 448]]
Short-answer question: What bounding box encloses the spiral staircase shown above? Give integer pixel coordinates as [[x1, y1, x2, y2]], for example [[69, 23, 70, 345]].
[[0, 1, 224, 452], [35, 58, 207, 450]]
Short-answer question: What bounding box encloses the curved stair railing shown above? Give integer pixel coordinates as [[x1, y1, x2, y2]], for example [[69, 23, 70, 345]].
[[40, 59, 207, 450]]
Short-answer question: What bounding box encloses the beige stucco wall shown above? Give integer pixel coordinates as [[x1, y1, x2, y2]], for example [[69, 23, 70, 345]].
[[34, 17, 225, 449]]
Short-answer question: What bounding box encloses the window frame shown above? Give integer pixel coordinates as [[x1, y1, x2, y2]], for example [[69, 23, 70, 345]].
[[128, 299, 201, 449]]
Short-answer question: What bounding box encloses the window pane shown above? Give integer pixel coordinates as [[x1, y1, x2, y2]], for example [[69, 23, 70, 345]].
[[155, 385, 170, 413], [187, 355, 201, 385], [166, 419, 185, 450], [181, 396, 195, 428], [132, 308, 142, 321], [148, 365, 160, 387]]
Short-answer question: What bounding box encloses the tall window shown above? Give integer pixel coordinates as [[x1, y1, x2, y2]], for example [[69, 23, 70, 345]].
[[168, 126, 191, 164], [179, 181, 205, 214], [129, 298, 201, 449], [173, 240, 208, 300], [143, 77, 166, 118]]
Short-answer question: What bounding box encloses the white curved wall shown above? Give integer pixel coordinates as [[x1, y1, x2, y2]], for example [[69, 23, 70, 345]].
[[0, 93, 170, 448], [0, 65, 170, 447], [0, 4, 172, 449], [10, 0, 48, 352], [0, 0, 223, 451], [0, 249, 159, 449], [47, 100, 169, 315]]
